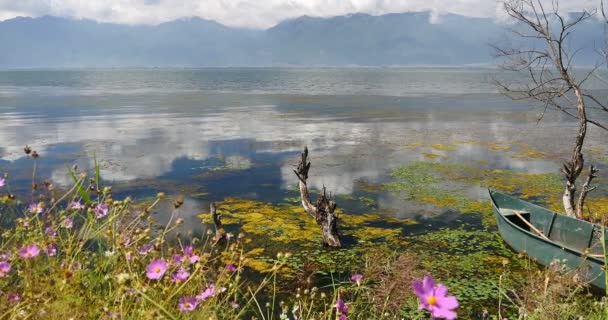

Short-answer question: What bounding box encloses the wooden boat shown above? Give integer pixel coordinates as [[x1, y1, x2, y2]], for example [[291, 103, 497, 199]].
[[489, 190, 606, 291]]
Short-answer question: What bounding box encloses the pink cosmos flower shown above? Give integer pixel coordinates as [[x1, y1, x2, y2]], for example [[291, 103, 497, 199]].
[[335, 298, 349, 315], [0, 251, 9, 260], [145, 259, 167, 280], [60, 218, 74, 229], [7, 293, 20, 304], [413, 275, 459, 320], [138, 244, 153, 255], [171, 268, 190, 283], [95, 203, 109, 219], [19, 244, 40, 259], [173, 254, 183, 264], [70, 201, 84, 210], [0, 261, 11, 277], [196, 285, 215, 301], [227, 264, 237, 272], [178, 296, 198, 313], [46, 244, 58, 257], [0, 176, 5, 188], [45, 226, 57, 238], [183, 245, 200, 264], [350, 274, 363, 286], [28, 202, 44, 214]]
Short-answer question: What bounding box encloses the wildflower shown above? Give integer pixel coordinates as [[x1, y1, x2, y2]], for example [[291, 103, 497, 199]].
[[0, 252, 9, 260], [7, 293, 20, 304], [173, 254, 183, 264], [60, 218, 74, 229], [145, 259, 167, 280], [138, 244, 153, 256], [19, 244, 40, 259], [413, 275, 459, 320], [196, 285, 215, 301], [0, 261, 11, 277], [350, 274, 363, 286], [335, 298, 349, 315], [183, 245, 200, 264], [46, 244, 57, 257], [178, 296, 198, 313], [70, 201, 84, 210], [227, 264, 237, 272], [45, 226, 57, 238], [28, 202, 44, 214], [0, 176, 5, 188], [230, 301, 240, 309], [95, 203, 109, 219], [171, 268, 190, 283], [226, 232, 234, 241]]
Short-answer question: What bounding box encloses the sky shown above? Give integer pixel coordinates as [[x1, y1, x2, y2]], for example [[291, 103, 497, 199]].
[[0, 0, 599, 29]]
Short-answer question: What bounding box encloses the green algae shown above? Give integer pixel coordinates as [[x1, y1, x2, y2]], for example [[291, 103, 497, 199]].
[[385, 161, 564, 213]]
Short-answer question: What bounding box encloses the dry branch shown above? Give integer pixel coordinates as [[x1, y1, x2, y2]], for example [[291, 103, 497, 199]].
[[210, 202, 226, 245], [293, 147, 341, 248]]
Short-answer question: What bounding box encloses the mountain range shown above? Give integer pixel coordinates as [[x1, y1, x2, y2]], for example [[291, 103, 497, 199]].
[[0, 12, 602, 68]]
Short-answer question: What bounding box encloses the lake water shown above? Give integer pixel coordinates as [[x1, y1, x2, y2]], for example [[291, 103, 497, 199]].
[[1, 68, 607, 226]]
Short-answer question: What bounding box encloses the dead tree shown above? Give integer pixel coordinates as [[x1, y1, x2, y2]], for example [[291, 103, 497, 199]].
[[494, 0, 607, 219], [293, 147, 341, 248], [210, 202, 226, 245]]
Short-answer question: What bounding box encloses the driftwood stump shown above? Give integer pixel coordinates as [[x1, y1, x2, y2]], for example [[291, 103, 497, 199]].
[[293, 147, 341, 248], [210, 202, 226, 245]]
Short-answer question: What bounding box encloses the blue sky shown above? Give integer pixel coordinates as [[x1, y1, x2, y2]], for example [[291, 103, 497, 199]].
[[0, 0, 598, 28]]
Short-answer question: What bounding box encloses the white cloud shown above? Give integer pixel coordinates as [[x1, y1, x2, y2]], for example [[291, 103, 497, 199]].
[[0, 0, 598, 29]]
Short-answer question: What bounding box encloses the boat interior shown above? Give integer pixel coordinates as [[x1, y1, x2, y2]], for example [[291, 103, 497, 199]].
[[500, 207, 606, 257]]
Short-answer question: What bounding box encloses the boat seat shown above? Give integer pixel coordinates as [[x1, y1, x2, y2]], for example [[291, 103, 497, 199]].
[[548, 214, 595, 252]]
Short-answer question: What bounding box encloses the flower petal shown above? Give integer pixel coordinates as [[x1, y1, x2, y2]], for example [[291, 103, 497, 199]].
[[438, 295, 459, 310], [432, 307, 458, 320], [434, 284, 448, 298], [413, 280, 426, 299], [422, 275, 435, 292]]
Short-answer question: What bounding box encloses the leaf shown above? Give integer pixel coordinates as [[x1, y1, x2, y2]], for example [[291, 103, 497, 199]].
[[66, 163, 91, 204]]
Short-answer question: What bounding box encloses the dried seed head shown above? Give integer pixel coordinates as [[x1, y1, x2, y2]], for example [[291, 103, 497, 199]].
[[24, 145, 31, 155], [173, 195, 184, 209], [31, 151, 39, 159]]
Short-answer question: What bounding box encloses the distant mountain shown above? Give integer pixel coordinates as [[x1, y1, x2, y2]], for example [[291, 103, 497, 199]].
[[0, 12, 602, 68]]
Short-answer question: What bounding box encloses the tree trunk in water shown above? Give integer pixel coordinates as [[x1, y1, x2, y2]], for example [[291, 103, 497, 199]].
[[294, 147, 341, 248]]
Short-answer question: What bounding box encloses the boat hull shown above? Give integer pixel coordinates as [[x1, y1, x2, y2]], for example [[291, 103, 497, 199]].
[[490, 190, 606, 291]]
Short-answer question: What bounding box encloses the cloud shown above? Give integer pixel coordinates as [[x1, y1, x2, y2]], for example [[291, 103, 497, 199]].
[[0, 0, 598, 29]]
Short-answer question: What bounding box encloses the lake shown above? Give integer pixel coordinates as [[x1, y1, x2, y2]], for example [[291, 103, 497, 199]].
[[1, 68, 607, 315]]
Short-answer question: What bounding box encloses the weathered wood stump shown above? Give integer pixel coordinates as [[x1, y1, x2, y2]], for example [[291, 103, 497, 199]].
[[210, 202, 226, 245], [293, 147, 341, 248]]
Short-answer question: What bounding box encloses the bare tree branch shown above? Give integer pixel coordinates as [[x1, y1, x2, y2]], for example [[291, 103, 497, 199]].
[[294, 147, 341, 248]]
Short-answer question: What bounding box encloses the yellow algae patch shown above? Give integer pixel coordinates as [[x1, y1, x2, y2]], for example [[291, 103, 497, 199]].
[[208, 198, 414, 246], [423, 152, 441, 159], [245, 258, 275, 273], [512, 150, 548, 159], [488, 144, 511, 152], [431, 144, 457, 151], [356, 227, 402, 241]]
